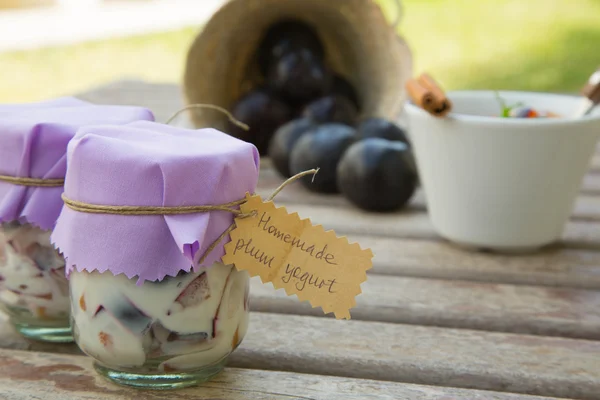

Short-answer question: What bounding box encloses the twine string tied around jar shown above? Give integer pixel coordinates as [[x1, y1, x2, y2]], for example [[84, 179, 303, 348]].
[[0, 175, 64, 187], [61, 169, 319, 264]]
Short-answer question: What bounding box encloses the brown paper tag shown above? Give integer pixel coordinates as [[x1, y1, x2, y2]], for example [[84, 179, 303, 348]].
[[222, 193, 374, 320]]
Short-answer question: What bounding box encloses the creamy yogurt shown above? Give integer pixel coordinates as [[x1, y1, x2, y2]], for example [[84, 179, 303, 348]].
[[70, 263, 249, 373], [0, 223, 69, 321]]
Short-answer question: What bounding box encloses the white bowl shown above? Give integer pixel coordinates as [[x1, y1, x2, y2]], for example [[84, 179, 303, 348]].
[[405, 91, 600, 252]]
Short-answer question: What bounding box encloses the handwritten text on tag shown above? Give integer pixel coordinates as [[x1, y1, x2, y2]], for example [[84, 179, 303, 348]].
[[222, 194, 373, 320]]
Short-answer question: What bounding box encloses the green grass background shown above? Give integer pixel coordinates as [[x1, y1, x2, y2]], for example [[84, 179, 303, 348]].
[[0, 0, 598, 103]]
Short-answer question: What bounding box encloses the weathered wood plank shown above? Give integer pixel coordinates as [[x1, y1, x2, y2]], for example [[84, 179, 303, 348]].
[[3, 268, 600, 355], [582, 174, 600, 194], [257, 168, 600, 222], [249, 275, 600, 339], [590, 153, 600, 173], [2, 312, 599, 398], [360, 236, 600, 289], [275, 202, 600, 249], [230, 313, 600, 399], [571, 195, 600, 221], [77, 79, 185, 124], [4, 245, 600, 359], [0, 349, 562, 400]]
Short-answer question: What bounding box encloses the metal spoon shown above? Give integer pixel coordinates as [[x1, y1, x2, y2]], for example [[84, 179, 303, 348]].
[[574, 67, 600, 118]]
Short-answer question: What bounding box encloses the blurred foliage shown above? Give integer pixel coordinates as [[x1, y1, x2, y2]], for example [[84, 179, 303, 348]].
[[0, 27, 198, 102], [0, 0, 598, 102], [380, 0, 600, 92]]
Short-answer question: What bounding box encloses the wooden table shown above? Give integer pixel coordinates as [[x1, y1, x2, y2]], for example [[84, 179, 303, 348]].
[[2, 80, 600, 400]]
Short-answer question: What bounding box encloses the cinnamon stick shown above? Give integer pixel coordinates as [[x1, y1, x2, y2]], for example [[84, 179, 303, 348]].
[[405, 73, 452, 117], [418, 73, 452, 117], [406, 79, 436, 112]]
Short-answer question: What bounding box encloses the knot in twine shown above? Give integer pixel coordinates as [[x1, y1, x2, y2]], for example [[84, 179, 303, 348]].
[[61, 169, 319, 264], [0, 175, 64, 187]]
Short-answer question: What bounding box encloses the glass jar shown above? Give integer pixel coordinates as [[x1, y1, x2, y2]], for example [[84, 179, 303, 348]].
[[70, 262, 250, 389], [0, 222, 71, 342]]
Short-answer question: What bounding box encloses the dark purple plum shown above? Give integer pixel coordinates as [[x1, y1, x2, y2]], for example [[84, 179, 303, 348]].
[[302, 95, 358, 125], [268, 118, 316, 178], [267, 49, 332, 104], [166, 331, 209, 342], [25, 243, 62, 271], [99, 293, 153, 336], [331, 74, 360, 109], [337, 138, 417, 212], [228, 88, 292, 155], [93, 305, 104, 317], [257, 19, 324, 74], [175, 272, 210, 309], [289, 124, 357, 193], [356, 118, 410, 144]]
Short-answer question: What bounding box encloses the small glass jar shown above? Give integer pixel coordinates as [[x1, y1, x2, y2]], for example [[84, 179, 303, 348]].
[[0, 222, 71, 342], [70, 262, 250, 389]]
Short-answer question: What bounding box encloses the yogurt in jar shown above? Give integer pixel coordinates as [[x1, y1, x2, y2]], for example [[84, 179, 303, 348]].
[[51, 120, 260, 386], [0, 223, 69, 322], [70, 263, 249, 372]]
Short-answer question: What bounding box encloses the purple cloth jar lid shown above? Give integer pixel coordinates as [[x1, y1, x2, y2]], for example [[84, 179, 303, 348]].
[[51, 120, 260, 284], [0, 104, 155, 230]]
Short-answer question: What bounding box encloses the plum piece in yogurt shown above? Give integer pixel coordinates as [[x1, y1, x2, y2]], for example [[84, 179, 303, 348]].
[[70, 263, 249, 375], [0, 222, 70, 340]]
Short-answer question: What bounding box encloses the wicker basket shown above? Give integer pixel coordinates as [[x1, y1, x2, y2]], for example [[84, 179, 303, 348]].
[[183, 0, 412, 131]]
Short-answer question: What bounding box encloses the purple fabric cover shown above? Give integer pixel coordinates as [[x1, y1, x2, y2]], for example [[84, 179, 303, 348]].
[[0, 104, 155, 230], [51, 120, 260, 284]]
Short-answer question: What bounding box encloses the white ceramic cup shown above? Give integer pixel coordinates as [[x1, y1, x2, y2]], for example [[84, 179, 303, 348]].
[[405, 91, 600, 252]]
